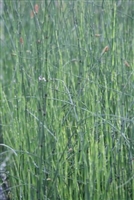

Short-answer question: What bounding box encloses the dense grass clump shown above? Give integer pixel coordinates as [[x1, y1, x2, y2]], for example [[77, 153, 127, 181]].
[[0, 1, 134, 200]]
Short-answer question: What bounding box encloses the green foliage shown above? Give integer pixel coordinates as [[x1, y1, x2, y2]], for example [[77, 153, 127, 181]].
[[0, 1, 134, 199]]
